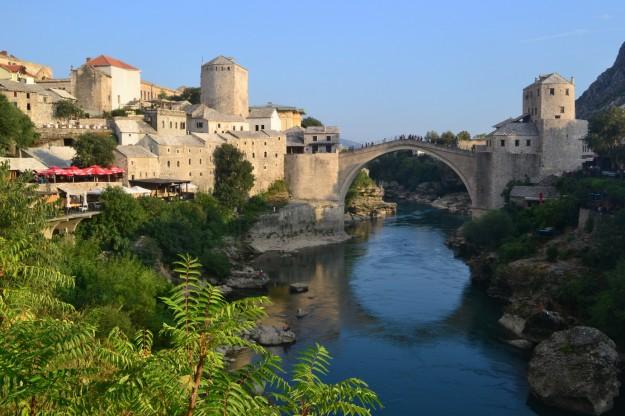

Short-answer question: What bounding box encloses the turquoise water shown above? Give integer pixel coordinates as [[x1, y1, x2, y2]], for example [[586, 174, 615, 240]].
[[252, 204, 614, 415]]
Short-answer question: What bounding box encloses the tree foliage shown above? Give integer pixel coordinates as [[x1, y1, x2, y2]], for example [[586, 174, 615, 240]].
[[54, 99, 84, 121], [169, 87, 201, 104], [456, 130, 471, 142], [72, 132, 117, 167], [301, 116, 323, 128], [586, 107, 625, 169], [213, 144, 255, 212], [0, 94, 38, 155]]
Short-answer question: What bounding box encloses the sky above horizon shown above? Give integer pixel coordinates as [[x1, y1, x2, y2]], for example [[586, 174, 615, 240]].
[[3, 0, 625, 141]]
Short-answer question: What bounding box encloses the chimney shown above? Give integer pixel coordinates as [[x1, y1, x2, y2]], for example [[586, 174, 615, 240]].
[[85, 57, 91, 63]]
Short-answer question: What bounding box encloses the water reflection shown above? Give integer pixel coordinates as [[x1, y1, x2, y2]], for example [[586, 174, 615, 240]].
[[244, 204, 607, 415]]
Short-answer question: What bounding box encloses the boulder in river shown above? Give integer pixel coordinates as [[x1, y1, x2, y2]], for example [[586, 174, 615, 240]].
[[225, 267, 269, 289], [522, 309, 567, 343], [247, 325, 296, 346], [528, 326, 621, 415], [289, 282, 309, 293]]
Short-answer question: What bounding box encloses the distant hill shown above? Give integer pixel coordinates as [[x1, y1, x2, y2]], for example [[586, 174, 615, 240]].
[[576, 41, 625, 120]]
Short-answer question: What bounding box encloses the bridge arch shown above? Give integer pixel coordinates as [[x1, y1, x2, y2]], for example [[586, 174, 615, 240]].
[[337, 141, 478, 210]]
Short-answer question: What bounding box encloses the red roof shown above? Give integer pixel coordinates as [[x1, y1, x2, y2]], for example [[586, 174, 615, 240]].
[[0, 63, 35, 77], [85, 55, 139, 71]]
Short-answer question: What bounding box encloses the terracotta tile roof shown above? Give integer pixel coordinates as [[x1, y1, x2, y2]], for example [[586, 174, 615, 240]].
[[86, 55, 139, 71], [0, 63, 35, 77]]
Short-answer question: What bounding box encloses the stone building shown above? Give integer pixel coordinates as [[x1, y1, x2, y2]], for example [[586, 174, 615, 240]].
[[187, 103, 248, 134], [140, 80, 179, 103], [476, 73, 593, 207], [0, 50, 53, 80], [36, 78, 72, 92], [249, 102, 305, 130], [70, 55, 141, 115], [137, 133, 217, 192], [0, 79, 77, 126], [200, 56, 248, 117], [0, 63, 36, 84], [110, 117, 157, 145], [144, 108, 188, 135], [217, 130, 286, 193], [114, 145, 160, 183], [285, 126, 340, 154], [247, 107, 281, 131]]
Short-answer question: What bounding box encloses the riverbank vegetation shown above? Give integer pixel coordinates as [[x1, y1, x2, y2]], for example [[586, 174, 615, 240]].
[[461, 108, 625, 345], [0, 153, 380, 413]]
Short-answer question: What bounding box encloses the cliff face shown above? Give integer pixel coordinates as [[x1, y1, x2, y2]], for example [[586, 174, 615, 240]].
[[576, 41, 625, 120]]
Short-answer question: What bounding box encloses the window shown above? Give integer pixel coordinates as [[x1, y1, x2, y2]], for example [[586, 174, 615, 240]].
[[555, 115, 561, 119], [275, 153, 278, 158], [167, 161, 170, 167], [176, 161, 180, 167], [550, 88, 555, 95], [189, 172, 192, 177], [565, 88, 570, 96], [500, 140, 505, 147], [326, 144, 332, 152], [196, 121, 203, 128], [261, 125, 265, 130], [131, 174, 135, 180], [312, 135, 318, 142], [255, 125, 259, 131], [26, 93, 30, 99], [181, 122, 185, 129], [170, 121, 173, 128], [264, 151, 267, 158], [26, 103, 31, 111], [188, 158, 191, 165], [232, 126, 235, 131], [514, 139, 519, 147], [326, 136, 331, 141], [175, 122, 178, 128], [240, 126, 244, 131], [218, 123, 221, 128], [199, 158, 202, 165], [13, 91, 16, 97], [252, 152, 255, 158], [560, 106, 565, 113], [526, 139, 531, 146]]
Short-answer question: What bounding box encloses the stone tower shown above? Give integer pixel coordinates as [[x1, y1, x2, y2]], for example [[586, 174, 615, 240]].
[[200, 56, 249, 117], [522, 73, 576, 121]]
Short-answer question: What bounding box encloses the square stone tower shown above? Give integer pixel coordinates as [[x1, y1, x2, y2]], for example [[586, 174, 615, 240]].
[[200, 56, 249, 118], [522, 73, 575, 121]]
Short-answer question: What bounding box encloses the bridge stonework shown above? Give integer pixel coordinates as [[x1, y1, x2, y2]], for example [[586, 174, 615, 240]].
[[285, 139, 543, 216]]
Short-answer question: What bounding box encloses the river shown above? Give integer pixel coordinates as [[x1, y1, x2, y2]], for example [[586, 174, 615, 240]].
[[250, 203, 573, 415]]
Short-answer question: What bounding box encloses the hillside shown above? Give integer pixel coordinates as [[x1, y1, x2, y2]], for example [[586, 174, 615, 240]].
[[576, 41, 625, 120]]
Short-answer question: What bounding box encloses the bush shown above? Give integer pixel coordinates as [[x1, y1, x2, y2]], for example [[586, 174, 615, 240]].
[[497, 235, 537, 263], [463, 210, 514, 250], [259, 179, 290, 207], [546, 245, 559, 262]]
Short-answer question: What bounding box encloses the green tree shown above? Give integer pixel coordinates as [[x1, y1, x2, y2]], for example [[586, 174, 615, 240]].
[[213, 144, 254, 212], [72, 132, 117, 167], [0, 94, 38, 155], [54, 99, 84, 121], [440, 131, 457, 146], [79, 187, 147, 251], [170, 87, 201, 104], [585, 107, 625, 169], [462, 210, 515, 249], [301, 116, 323, 128], [456, 130, 471, 142], [425, 130, 440, 143]]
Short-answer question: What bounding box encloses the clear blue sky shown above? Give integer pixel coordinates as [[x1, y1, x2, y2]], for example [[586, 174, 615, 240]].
[[3, 0, 625, 141]]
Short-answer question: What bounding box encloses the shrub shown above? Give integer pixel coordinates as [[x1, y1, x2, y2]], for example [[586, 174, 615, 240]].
[[497, 235, 537, 263], [546, 245, 559, 262], [463, 210, 514, 250]]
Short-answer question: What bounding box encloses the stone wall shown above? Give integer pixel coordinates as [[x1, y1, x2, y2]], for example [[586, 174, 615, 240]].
[[145, 109, 187, 135], [246, 201, 348, 252], [114, 151, 160, 184], [285, 153, 339, 201], [227, 134, 286, 194], [537, 119, 589, 176], [1, 90, 55, 126]]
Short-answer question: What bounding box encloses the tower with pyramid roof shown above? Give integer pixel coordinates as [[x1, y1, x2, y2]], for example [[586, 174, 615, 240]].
[[200, 56, 249, 117]]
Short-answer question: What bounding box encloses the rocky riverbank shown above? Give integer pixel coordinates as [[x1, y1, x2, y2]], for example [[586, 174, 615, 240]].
[[383, 181, 471, 215], [345, 174, 396, 223], [447, 229, 624, 415]]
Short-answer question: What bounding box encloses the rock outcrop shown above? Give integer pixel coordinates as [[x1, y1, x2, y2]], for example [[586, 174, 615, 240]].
[[577, 41, 625, 120], [528, 327, 621, 415], [345, 170, 396, 222], [247, 324, 296, 346]]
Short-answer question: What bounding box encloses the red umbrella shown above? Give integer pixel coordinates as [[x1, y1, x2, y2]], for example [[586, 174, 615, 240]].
[[90, 165, 112, 175], [66, 166, 90, 176], [39, 166, 71, 176], [109, 166, 124, 174]]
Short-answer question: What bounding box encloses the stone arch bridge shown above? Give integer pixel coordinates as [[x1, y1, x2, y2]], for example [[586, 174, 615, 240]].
[[285, 138, 539, 216], [338, 141, 478, 209]]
